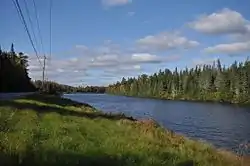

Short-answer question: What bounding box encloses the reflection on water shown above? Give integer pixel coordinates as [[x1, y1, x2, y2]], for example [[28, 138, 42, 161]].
[[64, 93, 250, 153]]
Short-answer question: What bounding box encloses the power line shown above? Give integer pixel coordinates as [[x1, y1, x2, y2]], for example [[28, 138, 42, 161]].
[[44, 0, 53, 82], [11, 0, 42, 66], [31, 0, 47, 85], [49, 0, 52, 60], [12, 0, 23, 29], [23, 0, 39, 51], [31, 0, 48, 87], [32, 0, 45, 56], [42, 56, 46, 86]]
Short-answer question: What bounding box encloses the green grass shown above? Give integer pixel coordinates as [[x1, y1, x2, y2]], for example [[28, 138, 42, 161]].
[[0, 94, 243, 166]]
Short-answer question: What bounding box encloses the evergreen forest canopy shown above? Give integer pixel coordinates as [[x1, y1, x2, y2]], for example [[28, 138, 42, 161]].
[[107, 59, 250, 104], [0, 44, 36, 92]]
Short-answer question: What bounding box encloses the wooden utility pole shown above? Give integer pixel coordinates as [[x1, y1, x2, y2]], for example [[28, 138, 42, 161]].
[[42, 55, 46, 90]]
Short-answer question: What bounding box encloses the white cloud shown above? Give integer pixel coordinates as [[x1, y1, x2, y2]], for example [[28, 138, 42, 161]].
[[88, 52, 176, 67], [75, 45, 88, 50], [70, 57, 78, 62], [27, 41, 180, 85], [204, 41, 250, 54], [56, 68, 64, 73], [95, 54, 118, 61], [190, 8, 250, 56], [192, 57, 218, 66], [136, 32, 199, 52], [102, 0, 131, 7], [28, 65, 41, 71], [131, 53, 161, 63], [103, 64, 142, 79], [133, 65, 140, 69], [189, 8, 250, 35]]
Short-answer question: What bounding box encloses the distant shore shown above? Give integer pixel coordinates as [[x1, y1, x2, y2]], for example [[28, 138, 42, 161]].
[[106, 93, 250, 107]]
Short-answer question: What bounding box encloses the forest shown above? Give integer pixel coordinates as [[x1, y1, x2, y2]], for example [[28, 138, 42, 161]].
[[0, 44, 36, 92], [33, 80, 106, 94], [107, 59, 250, 104], [33, 80, 75, 94], [75, 85, 106, 93]]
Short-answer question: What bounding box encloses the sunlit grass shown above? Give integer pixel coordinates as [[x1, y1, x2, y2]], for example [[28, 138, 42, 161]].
[[0, 95, 243, 166]]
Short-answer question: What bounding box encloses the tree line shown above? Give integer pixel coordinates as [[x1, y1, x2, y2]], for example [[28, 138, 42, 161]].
[[75, 86, 106, 93], [0, 44, 36, 92], [107, 59, 250, 104], [33, 80, 106, 94], [33, 80, 75, 94]]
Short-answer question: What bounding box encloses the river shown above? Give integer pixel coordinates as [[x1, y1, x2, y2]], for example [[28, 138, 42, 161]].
[[63, 93, 250, 153]]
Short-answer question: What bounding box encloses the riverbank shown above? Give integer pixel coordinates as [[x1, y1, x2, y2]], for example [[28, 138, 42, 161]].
[[0, 94, 246, 166], [107, 93, 250, 107]]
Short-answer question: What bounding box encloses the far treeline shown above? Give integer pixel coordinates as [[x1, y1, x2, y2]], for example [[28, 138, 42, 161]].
[[107, 59, 250, 104], [34, 80, 106, 94], [0, 44, 105, 94]]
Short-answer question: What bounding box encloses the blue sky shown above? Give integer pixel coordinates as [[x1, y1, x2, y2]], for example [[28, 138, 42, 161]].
[[1, 0, 250, 86]]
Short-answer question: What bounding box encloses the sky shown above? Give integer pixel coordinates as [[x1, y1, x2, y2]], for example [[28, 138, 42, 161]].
[[1, 0, 250, 86]]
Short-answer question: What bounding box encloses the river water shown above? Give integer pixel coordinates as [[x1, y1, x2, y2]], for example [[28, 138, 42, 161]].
[[63, 93, 250, 153]]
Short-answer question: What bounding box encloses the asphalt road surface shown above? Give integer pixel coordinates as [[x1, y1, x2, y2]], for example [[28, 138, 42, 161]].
[[0, 92, 35, 100]]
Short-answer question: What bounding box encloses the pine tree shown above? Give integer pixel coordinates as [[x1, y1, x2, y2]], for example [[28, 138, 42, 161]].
[[0, 45, 35, 92], [106, 58, 250, 104]]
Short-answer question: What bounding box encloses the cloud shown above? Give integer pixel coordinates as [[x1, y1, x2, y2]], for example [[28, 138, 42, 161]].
[[88, 52, 177, 67], [102, 0, 132, 7], [75, 45, 88, 50], [101, 64, 146, 83], [136, 32, 199, 52], [130, 53, 179, 63], [28, 64, 41, 72], [94, 54, 118, 62], [189, 8, 250, 35], [190, 9, 250, 56], [204, 41, 250, 54], [229, 29, 250, 42], [27, 41, 180, 85], [103, 64, 142, 75], [192, 57, 218, 66], [56, 68, 64, 73], [28, 59, 90, 86], [131, 53, 160, 63], [133, 65, 140, 69]]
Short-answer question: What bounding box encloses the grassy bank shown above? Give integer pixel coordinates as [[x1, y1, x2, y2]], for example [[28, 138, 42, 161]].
[[0, 95, 245, 166]]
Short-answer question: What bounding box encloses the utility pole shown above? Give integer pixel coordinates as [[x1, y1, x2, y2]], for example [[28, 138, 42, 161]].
[[42, 55, 46, 90]]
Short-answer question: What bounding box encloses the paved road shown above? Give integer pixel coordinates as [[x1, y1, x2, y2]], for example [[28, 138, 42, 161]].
[[0, 92, 35, 100]]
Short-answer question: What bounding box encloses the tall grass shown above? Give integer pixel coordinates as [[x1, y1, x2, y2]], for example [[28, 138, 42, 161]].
[[0, 95, 243, 166]]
